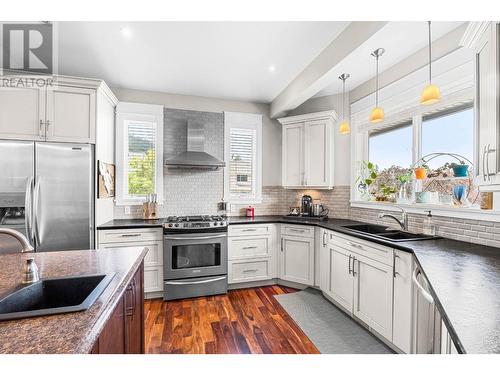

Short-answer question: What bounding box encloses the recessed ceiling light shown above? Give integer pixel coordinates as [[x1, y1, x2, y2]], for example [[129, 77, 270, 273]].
[[121, 27, 133, 38], [268, 65, 276, 73]]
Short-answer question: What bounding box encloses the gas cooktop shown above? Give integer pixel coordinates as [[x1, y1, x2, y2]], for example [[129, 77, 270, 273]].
[[163, 215, 227, 230]]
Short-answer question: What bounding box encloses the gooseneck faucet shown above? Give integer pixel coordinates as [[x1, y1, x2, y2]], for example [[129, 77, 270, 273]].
[[378, 206, 408, 231], [0, 228, 34, 253]]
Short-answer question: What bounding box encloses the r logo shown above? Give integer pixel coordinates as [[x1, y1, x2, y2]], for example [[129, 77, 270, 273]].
[[1, 23, 53, 74]]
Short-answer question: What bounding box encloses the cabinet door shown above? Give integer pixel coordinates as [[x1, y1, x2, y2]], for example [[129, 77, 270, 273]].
[[304, 120, 331, 187], [353, 253, 394, 341], [282, 123, 304, 186], [280, 235, 314, 285], [329, 245, 354, 312], [46, 86, 96, 143], [475, 23, 498, 184], [0, 86, 45, 140], [97, 297, 125, 354], [125, 264, 145, 354], [393, 250, 414, 353]]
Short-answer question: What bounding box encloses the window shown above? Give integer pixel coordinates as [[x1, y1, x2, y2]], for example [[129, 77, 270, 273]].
[[224, 112, 262, 203], [116, 102, 164, 205], [369, 124, 413, 171], [422, 106, 474, 168]]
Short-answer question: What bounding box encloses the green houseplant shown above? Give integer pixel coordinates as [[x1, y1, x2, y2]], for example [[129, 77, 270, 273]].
[[356, 161, 378, 201]]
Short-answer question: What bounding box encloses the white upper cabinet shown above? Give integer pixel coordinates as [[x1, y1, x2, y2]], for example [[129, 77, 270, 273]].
[[0, 85, 45, 141], [278, 111, 337, 189], [463, 22, 500, 187], [0, 76, 115, 144], [46, 86, 96, 143]]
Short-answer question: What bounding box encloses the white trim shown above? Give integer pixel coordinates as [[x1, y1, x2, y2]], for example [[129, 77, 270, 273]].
[[115, 102, 164, 206], [224, 112, 263, 205], [460, 22, 491, 49], [351, 200, 500, 222], [277, 110, 338, 125]]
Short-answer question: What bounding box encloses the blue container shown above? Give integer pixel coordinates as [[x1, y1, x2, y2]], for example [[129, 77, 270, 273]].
[[452, 164, 469, 177]]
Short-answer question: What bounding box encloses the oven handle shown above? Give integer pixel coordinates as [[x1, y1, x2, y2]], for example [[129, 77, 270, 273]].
[[164, 234, 227, 241], [164, 276, 227, 285]]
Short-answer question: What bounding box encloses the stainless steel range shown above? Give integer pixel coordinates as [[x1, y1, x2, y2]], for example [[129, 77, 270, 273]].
[[163, 215, 228, 300]]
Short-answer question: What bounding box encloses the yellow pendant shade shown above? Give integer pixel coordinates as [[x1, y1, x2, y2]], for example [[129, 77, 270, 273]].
[[339, 121, 350, 135], [369, 106, 384, 123], [420, 83, 441, 105]]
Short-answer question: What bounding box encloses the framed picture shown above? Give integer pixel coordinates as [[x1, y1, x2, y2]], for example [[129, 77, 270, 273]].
[[98, 161, 115, 198]]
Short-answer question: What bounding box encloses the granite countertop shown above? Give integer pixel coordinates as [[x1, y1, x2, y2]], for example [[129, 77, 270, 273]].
[[0, 247, 148, 354], [98, 215, 500, 353]]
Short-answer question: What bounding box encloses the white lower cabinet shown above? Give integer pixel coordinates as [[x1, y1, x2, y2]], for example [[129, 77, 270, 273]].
[[328, 245, 354, 311], [352, 253, 393, 341], [97, 228, 164, 297], [227, 224, 277, 284], [280, 233, 314, 286], [393, 249, 414, 353]]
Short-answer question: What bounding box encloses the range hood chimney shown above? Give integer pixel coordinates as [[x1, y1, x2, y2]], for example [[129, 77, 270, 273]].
[[165, 121, 225, 170]]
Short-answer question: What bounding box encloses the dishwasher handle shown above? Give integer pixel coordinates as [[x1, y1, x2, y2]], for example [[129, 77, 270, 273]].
[[412, 267, 434, 304]]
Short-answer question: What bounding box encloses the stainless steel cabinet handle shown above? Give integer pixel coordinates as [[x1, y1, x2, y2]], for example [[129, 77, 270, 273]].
[[33, 178, 41, 247], [348, 254, 352, 274], [393, 253, 400, 278], [352, 256, 357, 277], [121, 233, 141, 237], [39, 120, 45, 139], [242, 228, 257, 232], [242, 246, 258, 250], [165, 276, 227, 285], [281, 237, 284, 252], [323, 232, 327, 246], [347, 241, 363, 250], [243, 269, 258, 273], [412, 268, 434, 304], [289, 228, 305, 233], [45, 120, 51, 137], [165, 234, 226, 240]]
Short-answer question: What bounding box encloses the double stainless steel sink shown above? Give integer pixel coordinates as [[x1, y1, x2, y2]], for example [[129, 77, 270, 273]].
[[0, 273, 114, 321], [341, 224, 438, 242]]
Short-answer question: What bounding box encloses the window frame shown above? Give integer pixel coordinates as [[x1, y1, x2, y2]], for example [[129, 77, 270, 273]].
[[224, 112, 263, 204], [115, 102, 164, 206], [357, 103, 475, 202]]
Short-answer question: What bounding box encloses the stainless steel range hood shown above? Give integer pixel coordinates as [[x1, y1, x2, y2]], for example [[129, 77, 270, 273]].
[[165, 121, 225, 170]]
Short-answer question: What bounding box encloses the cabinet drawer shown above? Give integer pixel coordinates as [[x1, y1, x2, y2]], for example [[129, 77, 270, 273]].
[[229, 259, 271, 284], [228, 236, 271, 260], [98, 241, 163, 267], [144, 266, 163, 293], [98, 228, 162, 244], [228, 224, 273, 237], [281, 224, 314, 238], [329, 232, 393, 266]]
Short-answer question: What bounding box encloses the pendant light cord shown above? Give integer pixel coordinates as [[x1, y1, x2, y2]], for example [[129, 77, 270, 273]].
[[375, 54, 379, 106], [428, 21, 432, 84], [342, 78, 346, 121]]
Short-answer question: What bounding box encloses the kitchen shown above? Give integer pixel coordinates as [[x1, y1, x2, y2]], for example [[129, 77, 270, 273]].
[[0, 3, 499, 371]]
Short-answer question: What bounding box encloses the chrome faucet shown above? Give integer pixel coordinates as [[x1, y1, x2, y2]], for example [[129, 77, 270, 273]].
[[0, 228, 34, 253], [22, 257, 40, 284], [378, 206, 408, 231]]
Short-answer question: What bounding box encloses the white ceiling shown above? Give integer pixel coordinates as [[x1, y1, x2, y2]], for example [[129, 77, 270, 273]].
[[57, 21, 349, 102], [313, 21, 465, 98]]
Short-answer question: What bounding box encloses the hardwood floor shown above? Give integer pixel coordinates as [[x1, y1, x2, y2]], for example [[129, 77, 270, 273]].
[[144, 285, 320, 354]]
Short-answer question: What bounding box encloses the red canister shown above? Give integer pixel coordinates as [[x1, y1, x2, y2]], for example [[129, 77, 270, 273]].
[[246, 206, 255, 217]]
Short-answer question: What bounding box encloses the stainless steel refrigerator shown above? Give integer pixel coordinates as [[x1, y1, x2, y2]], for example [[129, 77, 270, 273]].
[[0, 140, 93, 253]]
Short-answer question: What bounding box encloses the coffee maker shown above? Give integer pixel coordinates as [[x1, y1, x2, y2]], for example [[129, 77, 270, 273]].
[[301, 195, 313, 216]]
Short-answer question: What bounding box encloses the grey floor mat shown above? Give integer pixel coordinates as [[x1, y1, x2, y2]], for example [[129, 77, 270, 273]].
[[274, 288, 393, 354]]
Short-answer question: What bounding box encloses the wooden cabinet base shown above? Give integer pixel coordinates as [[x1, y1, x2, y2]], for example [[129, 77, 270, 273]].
[[90, 262, 145, 354]]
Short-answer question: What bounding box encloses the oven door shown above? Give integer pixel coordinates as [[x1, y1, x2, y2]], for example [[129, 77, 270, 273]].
[[164, 231, 227, 280]]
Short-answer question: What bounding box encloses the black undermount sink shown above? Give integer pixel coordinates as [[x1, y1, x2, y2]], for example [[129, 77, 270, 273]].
[[341, 224, 438, 242], [0, 273, 115, 321]]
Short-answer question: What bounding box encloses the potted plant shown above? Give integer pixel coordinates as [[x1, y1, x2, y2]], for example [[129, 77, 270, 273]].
[[356, 161, 378, 201], [375, 184, 397, 202], [449, 160, 469, 177]]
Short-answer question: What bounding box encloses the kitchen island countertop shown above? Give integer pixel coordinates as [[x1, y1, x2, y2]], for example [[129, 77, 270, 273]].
[[0, 247, 147, 354]]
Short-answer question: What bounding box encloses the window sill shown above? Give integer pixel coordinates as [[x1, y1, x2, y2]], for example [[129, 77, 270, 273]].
[[350, 200, 499, 221]]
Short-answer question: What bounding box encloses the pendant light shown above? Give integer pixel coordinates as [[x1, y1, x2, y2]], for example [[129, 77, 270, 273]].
[[338, 73, 350, 134], [369, 48, 385, 123], [421, 21, 441, 105]]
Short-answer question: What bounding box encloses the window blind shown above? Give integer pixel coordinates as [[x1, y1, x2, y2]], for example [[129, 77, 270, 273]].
[[229, 128, 254, 196]]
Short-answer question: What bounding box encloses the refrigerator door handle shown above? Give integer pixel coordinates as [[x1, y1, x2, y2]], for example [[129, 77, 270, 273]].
[[33, 178, 41, 247], [25, 177, 34, 245]]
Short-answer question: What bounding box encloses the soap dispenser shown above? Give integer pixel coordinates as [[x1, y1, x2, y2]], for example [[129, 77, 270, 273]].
[[423, 210, 435, 236]]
